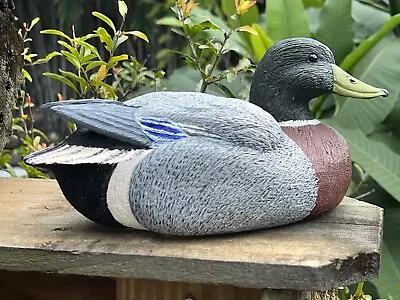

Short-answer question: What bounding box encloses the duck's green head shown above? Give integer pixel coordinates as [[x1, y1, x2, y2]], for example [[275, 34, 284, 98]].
[[249, 38, 388, 121]]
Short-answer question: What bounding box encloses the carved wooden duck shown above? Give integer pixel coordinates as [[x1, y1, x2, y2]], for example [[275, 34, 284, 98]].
[[24, 38, 387, 236]]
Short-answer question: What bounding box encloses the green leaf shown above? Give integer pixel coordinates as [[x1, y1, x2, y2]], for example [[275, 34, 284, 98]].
[[171, 27, 185, 37], [199, 20, 222, 31], [369, 130, 400, 155], [32, 128, 49, 142], [61, 50, 81, 70], [156, 16, 182, 27], [96, 65, 108, 81], [28, 17, 40, 31], [255, 24, 274, 49], [12, 124, 25, 133], [236, 25, 259, 35], [333, 36, 400, 134], [131, 71, 151, 86], [118, 1, 128, 19], [107, 54, 129, 69], [81, 54, 97, 64], [386, 98, 400, 124], [22, 69, 32, 82], [43, 72, 80, 94], [79, 33, 98, 42], [58, 40, 80, 58], [266, 0, 310, 41], [92, 79, 116, 99], [115, 35, 129, 50], [370, 208, 400, 299], [58, 69, 88, 90], [188, 24, 203, 37], [325, 120, 400, 202], [19, 162, 48, 179], [33, 136, 41, 149], [124, 31, 149, 43], [198, 44, 218, 55], [352, 0, 390, 43], [40, 29, 72, 42], [74, 39, 101, 59], [34, 51, 62, 64], [96, 27, 114, 52], [4, 163, 17, 177], [313, 0, 353, 63], [249, 24, 273, 62], [302, 0, 325, 7], [92, 12, 116, 33], [85, 61, 107, 72], [215, 83, 236, 98], [0, 153, 11, 167], [154, 70, 165, 79], [24, 135, 33, 147], [341, 14, 400, 71], [24, 53, 32, 63]]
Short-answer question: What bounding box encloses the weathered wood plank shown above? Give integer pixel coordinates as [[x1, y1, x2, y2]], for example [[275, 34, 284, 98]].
[[0, 178, 383, 290]]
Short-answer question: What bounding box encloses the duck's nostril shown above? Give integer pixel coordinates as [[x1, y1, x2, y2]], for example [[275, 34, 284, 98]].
[[349, 78, 356, 84]]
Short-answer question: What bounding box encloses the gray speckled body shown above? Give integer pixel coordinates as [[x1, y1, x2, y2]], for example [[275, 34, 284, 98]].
[[131, 137, 316, 235], [124, 92, 318, 235]]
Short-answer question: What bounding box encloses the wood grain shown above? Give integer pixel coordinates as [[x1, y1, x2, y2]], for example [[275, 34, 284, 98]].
[[116, 279, 263, 300], [0, 178, 383, 290], [115, 279, 338, 300], [0, 270, 115, 300]]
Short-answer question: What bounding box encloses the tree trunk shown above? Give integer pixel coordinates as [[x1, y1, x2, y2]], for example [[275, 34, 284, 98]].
[[0, 7, 23, 151]]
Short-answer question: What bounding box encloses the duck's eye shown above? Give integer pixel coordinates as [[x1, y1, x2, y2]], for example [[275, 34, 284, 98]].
[[308, 53, 318, 63]]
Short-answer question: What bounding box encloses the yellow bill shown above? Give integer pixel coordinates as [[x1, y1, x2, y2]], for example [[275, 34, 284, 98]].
[[331, 64, 388, 99]]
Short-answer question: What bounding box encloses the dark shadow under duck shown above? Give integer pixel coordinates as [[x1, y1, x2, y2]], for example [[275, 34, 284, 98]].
[[24, 38, 388, 236]]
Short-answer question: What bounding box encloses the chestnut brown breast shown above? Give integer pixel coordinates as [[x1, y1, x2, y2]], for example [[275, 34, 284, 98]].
[[281, 122, 351, 217]]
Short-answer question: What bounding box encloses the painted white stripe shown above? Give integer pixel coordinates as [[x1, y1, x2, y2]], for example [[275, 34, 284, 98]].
[[25, 144, 145, 165], [106, 149, 153, 230], [279, 119, 321, 127]]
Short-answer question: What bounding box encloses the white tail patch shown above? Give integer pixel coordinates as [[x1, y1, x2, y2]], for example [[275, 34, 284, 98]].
[[106, 150, 152, 230], [25, 144, 145, 165]]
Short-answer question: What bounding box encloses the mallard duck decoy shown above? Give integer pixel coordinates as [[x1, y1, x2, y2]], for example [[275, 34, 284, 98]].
[[24, 38, 388, 236]]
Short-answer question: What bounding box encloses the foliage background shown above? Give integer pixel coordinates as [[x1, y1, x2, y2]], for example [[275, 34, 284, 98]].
[[3, 0, 400, 299]]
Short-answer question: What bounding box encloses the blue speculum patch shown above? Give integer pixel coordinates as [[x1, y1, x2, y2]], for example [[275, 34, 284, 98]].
[[138, 116, 188, 143]]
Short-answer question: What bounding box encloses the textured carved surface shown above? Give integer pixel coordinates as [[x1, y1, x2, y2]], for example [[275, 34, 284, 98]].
[[0, 7, 22, 151], [281, 123, 352, 217]]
